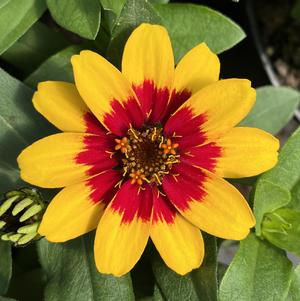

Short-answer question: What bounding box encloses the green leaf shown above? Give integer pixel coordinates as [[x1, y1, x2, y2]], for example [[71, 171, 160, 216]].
[[286, 265, 300, 300], [153, 285, 165, 301], [152, 234, 217, 301], [240, 86, 300, 134], [150, 0, 169, 3], [94, 25, 111, 55], [25, 45, 84, 88], [152, 255, 198, 301], [262, 208, 300, 256], [1, 22, 69, 76], [219, 233, 293, 301], [99, 0, 165, 35], [100, 0, 126, 16], [256, 126, 300, 190], [190, 234, 218, 301], [47, 0, 101, 39], [0, 67, 53, 190], [106, 0, 162, 68], [155, 3, 245, 63], [0, 163, 21, 193], [100, 0, 167, 17], [254, 126, 300, 235], [254, 181, 290, 236], [0, 0, 46, 55], [0, 241, 12, 295], [38, 233, 135, 301], [290, 181, 300, 211]]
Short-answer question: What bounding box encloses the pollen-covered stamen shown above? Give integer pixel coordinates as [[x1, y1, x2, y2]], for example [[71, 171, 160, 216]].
[[129, 170, 145, 185], [115, 137, 131, 153], [115, 127, 180, 185], [161, 139, 179, 155]]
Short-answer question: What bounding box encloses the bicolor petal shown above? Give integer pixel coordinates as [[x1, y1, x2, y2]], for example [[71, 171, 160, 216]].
[[38, 170, 121, 242], [163, 163, 255, 240], [164, 79, 256, 148], [180, 142, 222, 173], [150, 187, 204, 275], [17, 133, 117, 188], [122, 23, 174, 123], [33, 81, 104, 134], [94, 181, 152, 276], [186, 127, 279, 178], [165, 43, 220, 117], [71, 50, 144, 136]]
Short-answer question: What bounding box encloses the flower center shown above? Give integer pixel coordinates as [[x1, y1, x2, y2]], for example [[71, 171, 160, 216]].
[[115, 127, 180, 185]]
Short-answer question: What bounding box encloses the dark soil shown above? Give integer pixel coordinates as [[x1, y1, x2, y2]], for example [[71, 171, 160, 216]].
[[254, 0, 300, 89]]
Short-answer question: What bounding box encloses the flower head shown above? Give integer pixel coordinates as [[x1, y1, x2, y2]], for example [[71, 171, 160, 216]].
[[17, 24, 279, 276]]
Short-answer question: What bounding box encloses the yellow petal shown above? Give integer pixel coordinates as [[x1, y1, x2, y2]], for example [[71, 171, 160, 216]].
[[122, 23, 174, 122], [122, 23, 174, 90], [166, 79, 256, 142], [214, 127, 279, 178], [33, 81, 90, 133], [94, 181, 152, 276], [71, 50, 143, 136], [187, 173, 255, 239], [163, 164, 255, 240], [39, 170, 120, 242], [39, 185, 97, 241], [150, 188, 204, 275], [173, 43, 220, 94], [164, 43, 220, 118], [17, 133, 117, 188]]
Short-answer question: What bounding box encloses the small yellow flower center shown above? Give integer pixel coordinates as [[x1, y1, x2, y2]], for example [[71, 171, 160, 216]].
[[115, 127, 180, 185]]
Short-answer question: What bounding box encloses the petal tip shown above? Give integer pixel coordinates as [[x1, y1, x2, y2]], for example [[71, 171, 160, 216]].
[[172, 254, 204, 276], [137, 22, 166, 30], [79, 49, 94, 56], [131, 23, 170, 41], [250, 86, 256, 100], [274, 136, 280, 151], [70, 54, 79, 64], [37, 224, 45, 237], [16, 148, 26, 168], [32, 90, 41, 108], [36, 81, 45, 91], [197, 42, 212, 53], [94, 253, 130, 277], [250, 215, 256, 228]]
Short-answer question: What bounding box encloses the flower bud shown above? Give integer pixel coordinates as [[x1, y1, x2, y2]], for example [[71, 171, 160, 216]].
[[0, 188, 46, 246], [261, 207, 300, 256]]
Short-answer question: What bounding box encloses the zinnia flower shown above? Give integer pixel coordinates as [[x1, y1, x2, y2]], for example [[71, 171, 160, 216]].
[[17, 24, 279, 276]]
